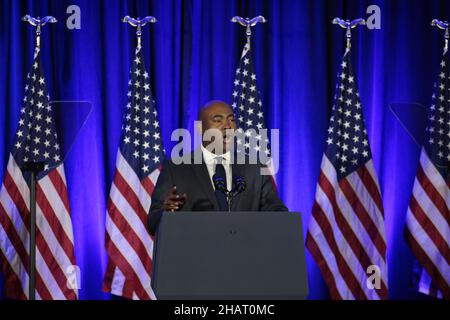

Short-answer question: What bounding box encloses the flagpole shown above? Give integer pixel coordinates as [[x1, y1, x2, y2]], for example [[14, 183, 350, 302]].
[[332, 17, 366, 53], [21, 14, 57, 301], [122, 15, 157, 51], [231, 15, 267, 49]]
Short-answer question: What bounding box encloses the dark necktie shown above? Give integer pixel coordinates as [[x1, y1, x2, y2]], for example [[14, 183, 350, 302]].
[[214, 157, 229, 211]]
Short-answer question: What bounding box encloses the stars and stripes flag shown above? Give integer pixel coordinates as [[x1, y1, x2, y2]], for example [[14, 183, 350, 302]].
[[305, 50, 388, 299], [103, 45, 164, 300], [405, 51, 450, 299], [0, 48, 78, 299], [231, 42, 273, 168]]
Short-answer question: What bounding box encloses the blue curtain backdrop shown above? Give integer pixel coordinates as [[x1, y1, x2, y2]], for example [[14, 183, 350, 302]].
[[0, 0, 447, 299]]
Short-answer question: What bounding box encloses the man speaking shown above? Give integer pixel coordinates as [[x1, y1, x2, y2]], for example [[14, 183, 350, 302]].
[[147, 100, 287, 235]]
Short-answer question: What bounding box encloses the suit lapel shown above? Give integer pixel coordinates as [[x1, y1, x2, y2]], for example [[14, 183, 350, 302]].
[[191, 150, 219, 210]]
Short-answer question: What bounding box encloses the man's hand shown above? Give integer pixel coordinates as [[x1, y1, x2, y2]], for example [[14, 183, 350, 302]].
[[163, 186, 187, 212]]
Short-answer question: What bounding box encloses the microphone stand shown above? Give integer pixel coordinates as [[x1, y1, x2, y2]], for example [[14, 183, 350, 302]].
[[225, 178, 246, 213], [213, 174, 246, 213], [23, 161, 45, 300], [226, 191, 233, 213]]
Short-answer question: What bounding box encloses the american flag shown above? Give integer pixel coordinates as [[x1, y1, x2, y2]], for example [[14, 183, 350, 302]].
[[103, 46, 163, 300], [0, 48, 78, 299], [231, 42, 271, 161], [405, 51, 450, 299], [305, 50, 388, 299]]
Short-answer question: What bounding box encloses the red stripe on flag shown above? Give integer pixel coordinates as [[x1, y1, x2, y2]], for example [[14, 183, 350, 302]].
[[34, 271, 54, 300], [1, 184, 54, 299], [0, 248, 27, 300], [405, 229, 450, 298], [102, 262, 134, 299], [105, 232, 150, 300], [107, 198, 153, 271], [339, 177, 387, 258], [409, 196, 450, 265], [356, 166, 384, 217], [417, 165, 450, 224], [4, 171, 30, 227], [113, 171, 148, 226], [141, 176, 155, 199], [311, 200, 367, 299], [48, 169, 71, 214], [35, 228, 77, 300], [319, 171, 388, 299], [1, 204, 56, 299], [102, 260, 115, 293], [0, 201, 30, 272], [122, 278, 135, 299], [305, 231, 342, 299], [4, 172, 76, 299], [36, 184, 76, 265]]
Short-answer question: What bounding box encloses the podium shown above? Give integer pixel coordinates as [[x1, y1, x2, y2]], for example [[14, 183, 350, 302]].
[[152, 212, 309, 300]]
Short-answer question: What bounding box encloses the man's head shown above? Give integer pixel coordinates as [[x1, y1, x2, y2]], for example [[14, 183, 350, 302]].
[[197, 100, 237, 154]]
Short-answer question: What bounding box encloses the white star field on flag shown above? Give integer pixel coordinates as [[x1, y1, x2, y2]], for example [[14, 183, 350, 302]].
[[425, 57, 450, 177], [120, 48, 164, 179], [231, 43, 270, 158], [12, 50, 62, 177], [325, 53, 372, 179]]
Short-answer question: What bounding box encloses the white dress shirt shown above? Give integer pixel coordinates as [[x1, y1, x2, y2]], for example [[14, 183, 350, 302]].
[[201, 145, 232, 191]]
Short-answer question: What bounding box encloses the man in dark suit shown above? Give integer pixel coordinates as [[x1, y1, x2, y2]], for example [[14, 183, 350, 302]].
[[147, 100, 287, 235]]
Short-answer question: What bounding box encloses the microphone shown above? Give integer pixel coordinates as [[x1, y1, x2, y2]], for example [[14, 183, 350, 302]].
[[213, 174, 247, 212], [224, 176, 246, 212], [230, 176, 247, 197], [230, 176, 246, 197], [212, 173, 227, 194], [213, 173, 230, 212]]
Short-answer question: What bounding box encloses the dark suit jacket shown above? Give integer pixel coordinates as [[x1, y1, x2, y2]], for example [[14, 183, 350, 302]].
[[147, 150, 288, 235]]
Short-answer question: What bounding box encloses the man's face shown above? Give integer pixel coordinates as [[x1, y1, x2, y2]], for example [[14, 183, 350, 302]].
[[200, 103, 237, 154]]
